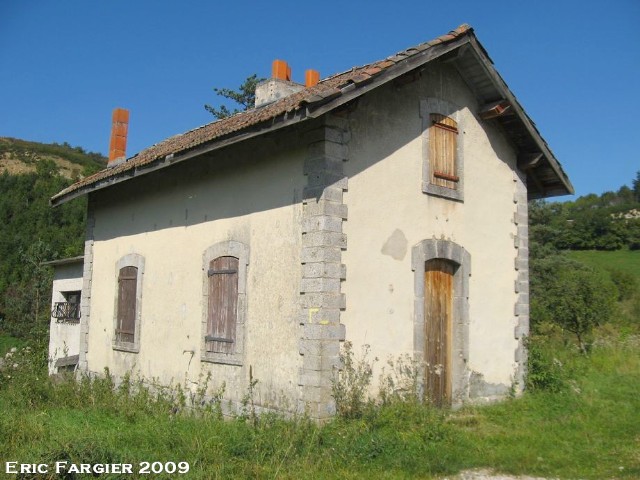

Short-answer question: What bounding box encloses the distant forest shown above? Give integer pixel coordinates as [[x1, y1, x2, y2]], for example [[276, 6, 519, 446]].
[[530, 172, 640, 256]]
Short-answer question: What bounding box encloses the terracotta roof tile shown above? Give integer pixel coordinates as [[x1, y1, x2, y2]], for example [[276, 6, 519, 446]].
[[52, 24, 473, 202], [350, 74, 373, 85], [363, 66, 382, 75]]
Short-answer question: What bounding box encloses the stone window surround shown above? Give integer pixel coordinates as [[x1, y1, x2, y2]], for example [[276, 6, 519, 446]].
[[420, 98, 464, 202], [112, 253, 145, 353], [411, 239, 471, 405], [201, 240, 249, 366]]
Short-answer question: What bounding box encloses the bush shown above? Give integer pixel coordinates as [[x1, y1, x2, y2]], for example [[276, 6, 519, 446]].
[[608, 268, 638, 301]]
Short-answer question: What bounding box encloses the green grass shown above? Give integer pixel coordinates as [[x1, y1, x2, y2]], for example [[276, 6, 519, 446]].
[[1, 338, 638, 479], [459, 341, 640, 478], [568, 249, 640, 280], [0, 332, 25, 356]]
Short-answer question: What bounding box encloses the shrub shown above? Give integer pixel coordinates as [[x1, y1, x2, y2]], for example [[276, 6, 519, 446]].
[[608, 268, 638, 301], [331, 342, 376, 419], [525, 337, 568, 393]]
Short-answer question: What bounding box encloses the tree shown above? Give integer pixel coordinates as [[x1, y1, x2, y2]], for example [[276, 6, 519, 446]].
[[633, 170, 640, 202], [530, 255, 617, 353], [616, 185, 635, 205], [3, 240, 53, 338], [0, 161, 87, 339], [204, 74, 265, 120]]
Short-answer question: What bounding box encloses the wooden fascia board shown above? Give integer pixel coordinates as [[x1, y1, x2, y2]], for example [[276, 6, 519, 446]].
[[466, 36, 574, 196]]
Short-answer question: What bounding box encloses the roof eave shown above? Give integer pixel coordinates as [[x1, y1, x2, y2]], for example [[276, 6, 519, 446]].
[[41, 255, 84, 267], [464, 36, 574, 198], [50, 36, 471, 207], [50, 108, 311, 207]]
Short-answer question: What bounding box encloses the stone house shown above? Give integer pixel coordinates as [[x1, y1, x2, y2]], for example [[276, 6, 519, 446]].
[[48, 25, 572, 419]]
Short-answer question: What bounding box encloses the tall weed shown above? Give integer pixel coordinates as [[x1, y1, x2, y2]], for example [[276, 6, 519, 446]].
[[331, 341, 376, 418]]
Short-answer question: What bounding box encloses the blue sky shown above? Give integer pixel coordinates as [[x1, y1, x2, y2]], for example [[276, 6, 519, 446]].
[[1, 0, 638, 198]]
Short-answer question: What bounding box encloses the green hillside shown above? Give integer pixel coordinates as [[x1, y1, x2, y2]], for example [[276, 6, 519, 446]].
[[568, 249, 640, 281], [0, 137, 106, 178], [0, 138, 106, 338]]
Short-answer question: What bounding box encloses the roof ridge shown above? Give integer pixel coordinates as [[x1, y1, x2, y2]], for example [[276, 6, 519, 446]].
[[52, 24, 481, 203]]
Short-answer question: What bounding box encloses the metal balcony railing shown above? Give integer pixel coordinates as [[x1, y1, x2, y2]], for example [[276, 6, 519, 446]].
[[52, 302, 81, 322]]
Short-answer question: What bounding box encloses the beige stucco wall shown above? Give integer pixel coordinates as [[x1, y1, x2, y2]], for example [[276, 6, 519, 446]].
[[86, 137, 307, 410], [342, 62, 520, 395], [81, 61, 525, 410], [48, 261, 83, 374]]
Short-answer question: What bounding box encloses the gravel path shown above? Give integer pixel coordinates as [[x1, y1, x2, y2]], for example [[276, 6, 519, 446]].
[[443, 469, 555, 480]]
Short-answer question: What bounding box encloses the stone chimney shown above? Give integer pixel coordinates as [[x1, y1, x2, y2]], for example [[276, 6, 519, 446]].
[[255, 60, 319, 108], [108, 107, 129, 167]]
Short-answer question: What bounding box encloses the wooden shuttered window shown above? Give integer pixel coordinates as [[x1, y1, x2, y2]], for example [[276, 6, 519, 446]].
[[116, 266, 138, 343], [429, 114, 459, 189], [206, 256, 239, 354]]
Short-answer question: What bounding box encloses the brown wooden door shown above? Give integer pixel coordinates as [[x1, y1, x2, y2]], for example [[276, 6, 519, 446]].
[[424, 259, 454, 406]]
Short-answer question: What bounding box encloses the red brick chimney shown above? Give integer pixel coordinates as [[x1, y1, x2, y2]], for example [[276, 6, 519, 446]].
[[108, 108, 129, 166]]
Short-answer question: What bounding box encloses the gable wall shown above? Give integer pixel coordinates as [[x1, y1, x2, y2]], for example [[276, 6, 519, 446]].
[[342, 61, 522, 399], [86, 134, 308, 410]]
